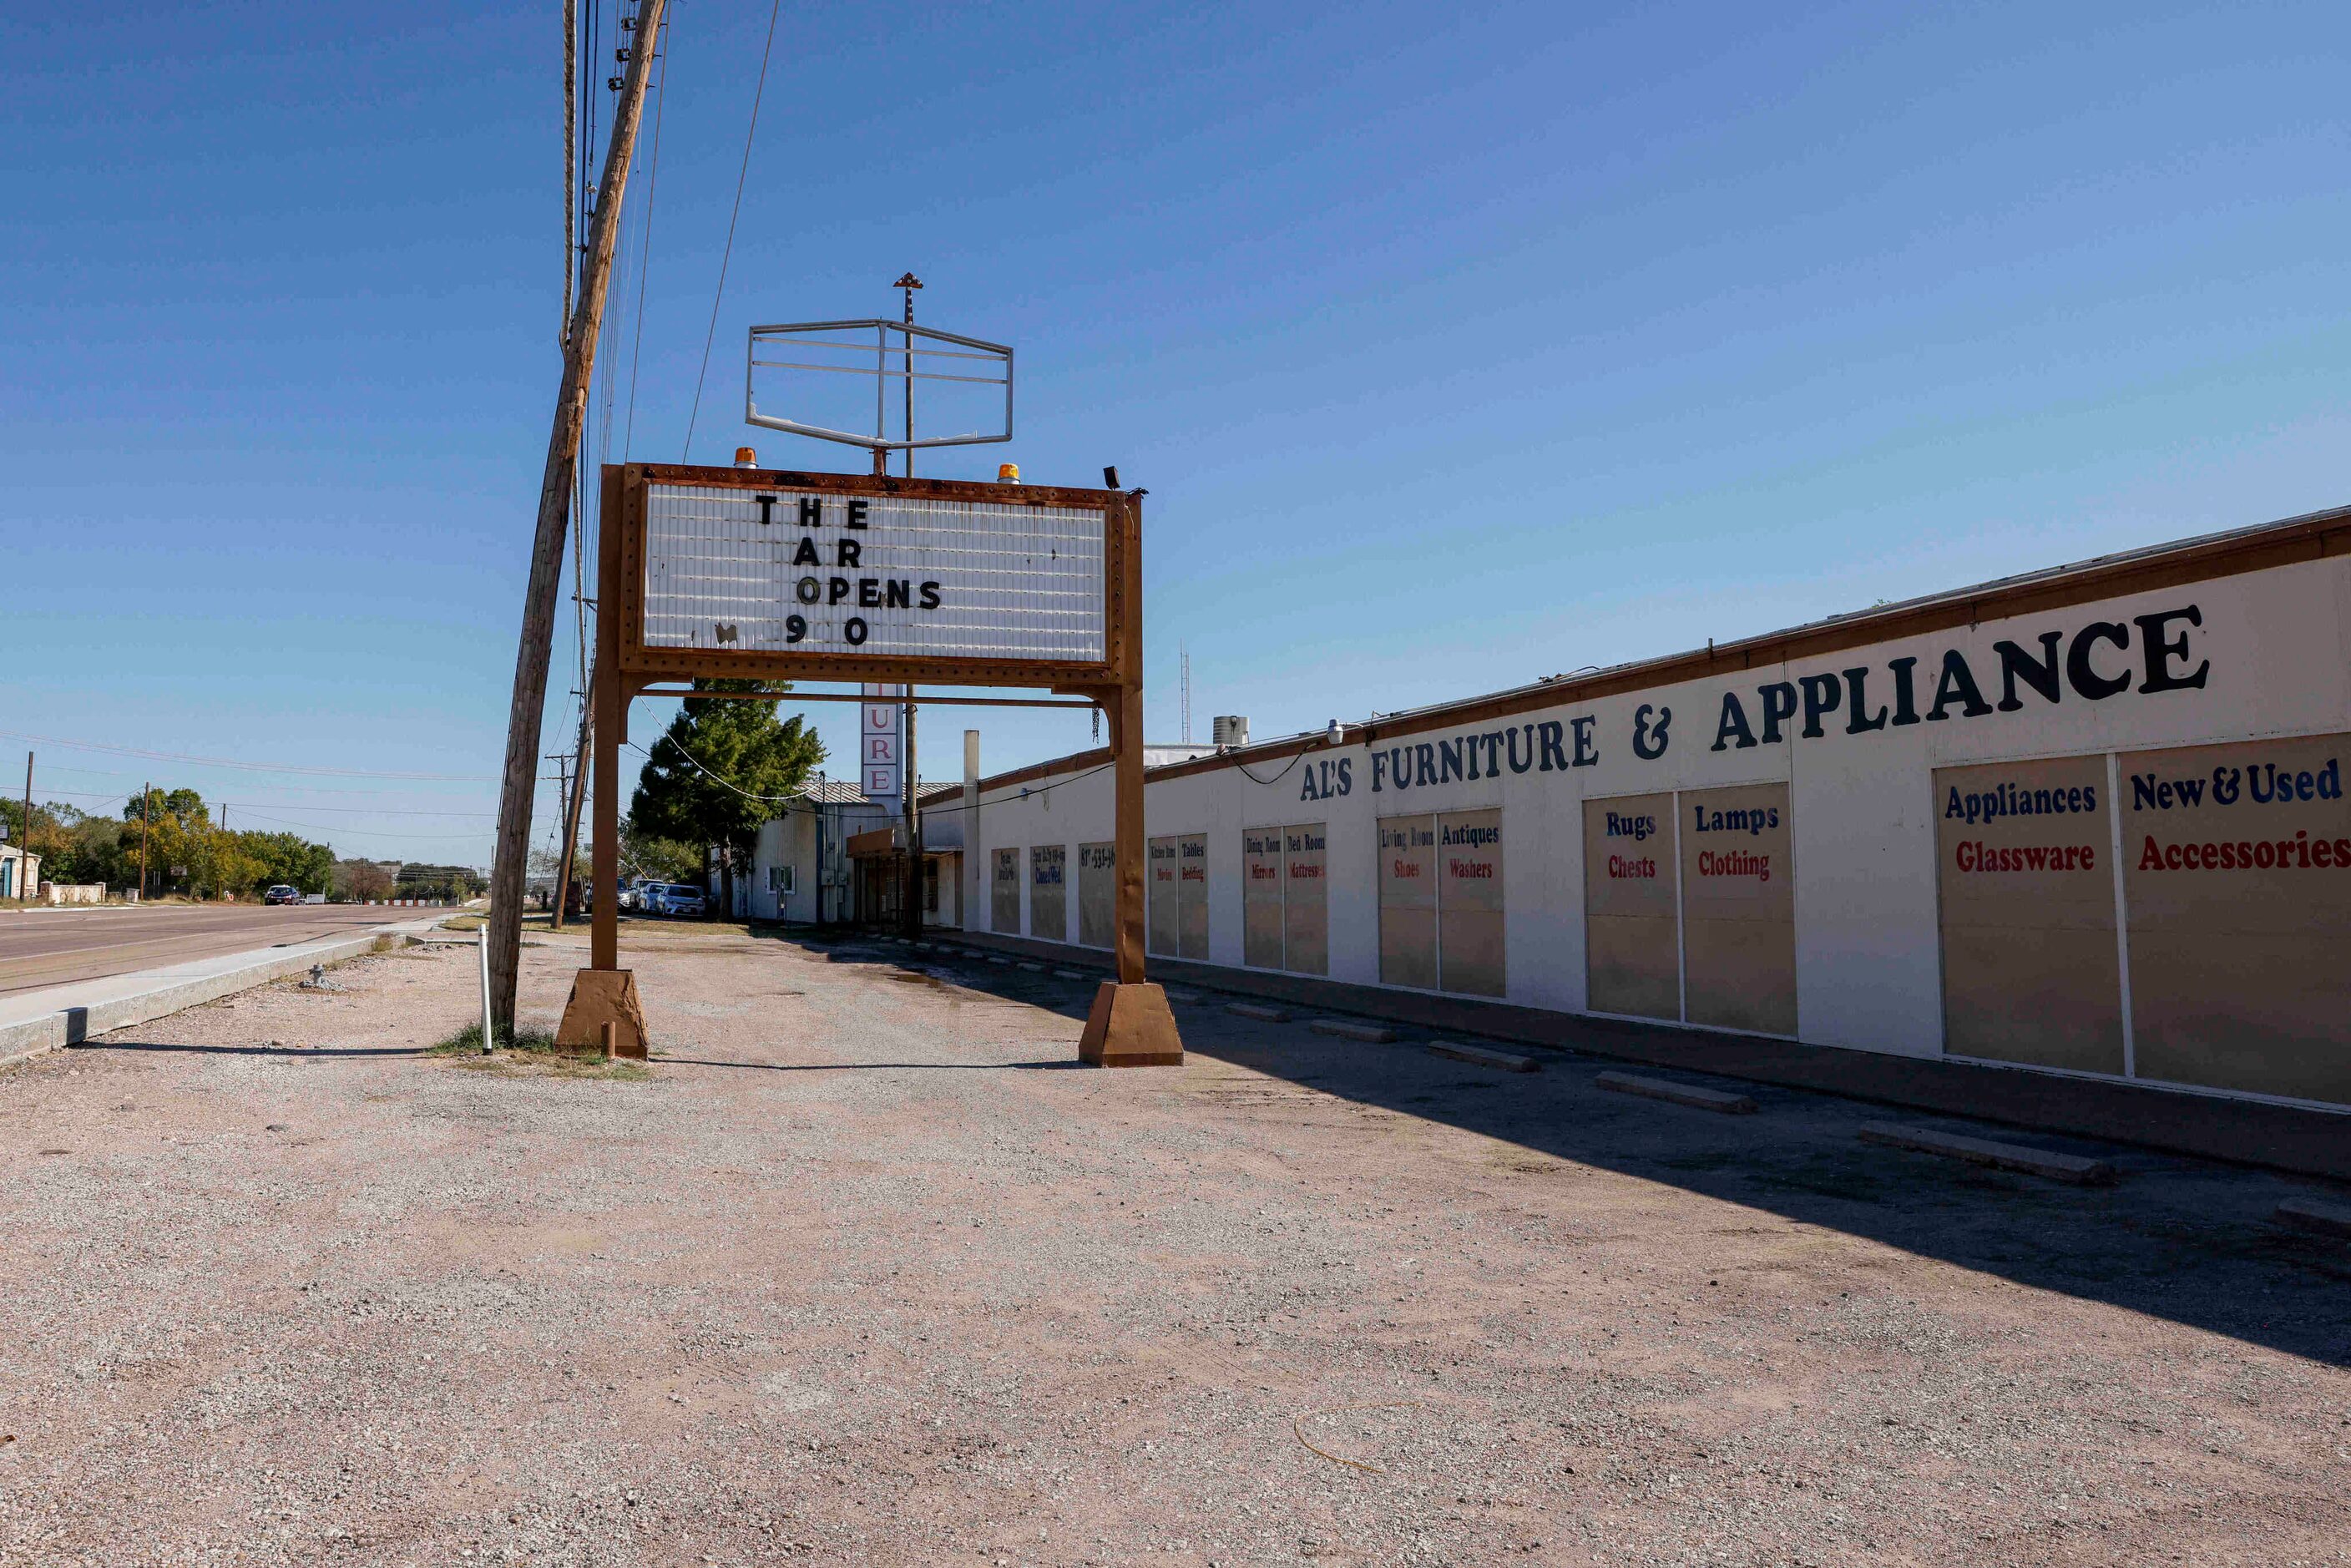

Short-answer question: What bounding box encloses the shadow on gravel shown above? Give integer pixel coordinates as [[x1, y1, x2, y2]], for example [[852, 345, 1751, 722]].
[[655, 1056, 1085, 1073], [74, 1040, 425, 1059], [781, 936, 2351, 1370]]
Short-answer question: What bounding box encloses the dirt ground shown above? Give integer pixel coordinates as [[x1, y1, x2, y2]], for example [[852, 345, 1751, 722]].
[[1, 922, 2345, 1567]]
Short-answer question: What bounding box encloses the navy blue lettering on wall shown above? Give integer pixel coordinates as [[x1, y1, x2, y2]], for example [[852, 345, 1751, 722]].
[[1349, 606, 2213, 792], [1297, 756, 1355, 802]]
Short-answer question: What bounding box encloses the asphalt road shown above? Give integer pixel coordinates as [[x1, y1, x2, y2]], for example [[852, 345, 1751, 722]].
[[0, 903, 422, 996]]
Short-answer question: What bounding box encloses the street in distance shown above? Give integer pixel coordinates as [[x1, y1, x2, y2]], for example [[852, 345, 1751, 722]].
[[641, 483, 1107, 661]]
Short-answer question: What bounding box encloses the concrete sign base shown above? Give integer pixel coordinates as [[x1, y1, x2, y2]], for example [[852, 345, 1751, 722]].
[[557, 968, 649, 1060], [1079, 981, 1183, 1068]]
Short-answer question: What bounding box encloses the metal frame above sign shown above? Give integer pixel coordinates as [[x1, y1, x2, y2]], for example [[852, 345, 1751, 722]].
[[613, 463, 1130, 690]]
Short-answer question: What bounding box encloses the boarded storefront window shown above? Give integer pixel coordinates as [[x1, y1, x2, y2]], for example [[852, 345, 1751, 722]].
[[1177, 832, 1211, 960], [2121, 734, 2351, 1103], [1029, 843, 1067, 943], [1935, 756, 2121, 1073], [1681, 783, 1795, 1035], [1243, 826, 1284, 969], [1147, 836, 1180, 957], [1378, 814, 1438, 990], [1283, 822, 1329, 975], [1585, 793, 1677, 1020], [1077, 841, 1115, 949], [1437, 809, 1504, 997], [991, 847, 1020, 935]]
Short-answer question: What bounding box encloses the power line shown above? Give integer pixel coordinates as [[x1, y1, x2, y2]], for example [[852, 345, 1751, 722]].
[[680, 0, 783, 460], [0, 731, 492, 781]]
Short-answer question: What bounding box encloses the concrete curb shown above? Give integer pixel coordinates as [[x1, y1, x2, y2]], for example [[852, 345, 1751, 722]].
[[0, 919, 440, 1073], [1309, 1018, 1401, 1044]]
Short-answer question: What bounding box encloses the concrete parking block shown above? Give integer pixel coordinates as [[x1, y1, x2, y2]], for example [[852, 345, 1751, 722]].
[[1163, 988, 1202, 1004], [1309, 1018, 1400, 1044], [1858, 1122, 2117, 1186], [1017, 962, 1045, 973], [1226, 1002, 1290, 1022], [2275, 1196, 2351, 1239], [1597, 1070, 1754, 1113], [1053, 969, 1093, 981], [988, 957, 1012, 967], [1431, 1040, 1540, 1073], [1429, 1044, 1542, 1081]]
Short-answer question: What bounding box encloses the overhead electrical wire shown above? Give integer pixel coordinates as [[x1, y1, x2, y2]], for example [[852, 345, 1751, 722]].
[[0, 731, 493, 782], [680, 0, 783, 459]]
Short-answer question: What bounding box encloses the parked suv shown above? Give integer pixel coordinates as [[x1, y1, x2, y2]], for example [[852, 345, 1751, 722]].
[[264, 885, 301, 906]]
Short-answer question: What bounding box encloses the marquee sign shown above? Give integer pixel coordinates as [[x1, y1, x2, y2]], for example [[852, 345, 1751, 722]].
[[613, 463, 1128, 687]]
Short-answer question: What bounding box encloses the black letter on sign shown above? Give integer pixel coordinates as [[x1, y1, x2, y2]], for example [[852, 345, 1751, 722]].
[[1536, 721, 1569, 771], [1711, 691, 1757, 751], [846, 498, 871, 529], [1573, 715, 1600, 766], [754, 494, 777, 526], [1797, 673, 1840, 738], [1888, 655, 1922, 726], [827, 576, 851, 604], [795, 576, 822, 604], [885, 579, 912, 609], [2067, 620, 2131, 700], [2135, 605, 2209, 694], [918, 581, 942, 609], [843, 617, 868, 645], [1927, 649, 1993, 720], [791, 537, 821, 566], [1995, 631, 2063, 711], [1844, 667, 1888, 733], [797, 496, 822, 528], [834, 538, 861, 568], [1631, 706, 1668, 760], [1757, 682, 1797, 744], [857, 578, 882, 608]]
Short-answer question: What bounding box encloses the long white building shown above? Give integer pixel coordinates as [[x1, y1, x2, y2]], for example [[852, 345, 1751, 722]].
[[949, 503, 2351, 1115]]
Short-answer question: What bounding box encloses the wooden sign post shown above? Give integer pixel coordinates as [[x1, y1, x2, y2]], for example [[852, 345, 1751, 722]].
[[558, 460, 1181, 1067]]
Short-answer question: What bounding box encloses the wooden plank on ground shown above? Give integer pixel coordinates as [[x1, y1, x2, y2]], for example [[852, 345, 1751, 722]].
[[1596, 1070, 1755, 1114]]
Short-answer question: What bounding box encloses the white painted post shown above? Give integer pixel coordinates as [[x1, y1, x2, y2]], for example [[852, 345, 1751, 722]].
[[478, 927, 494, 1055]]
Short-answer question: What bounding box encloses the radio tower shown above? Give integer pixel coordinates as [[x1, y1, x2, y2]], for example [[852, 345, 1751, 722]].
[[1181, 642, 1192, 744]]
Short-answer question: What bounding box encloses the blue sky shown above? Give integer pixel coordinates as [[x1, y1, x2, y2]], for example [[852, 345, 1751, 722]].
[[8, 1, 2348, 864]]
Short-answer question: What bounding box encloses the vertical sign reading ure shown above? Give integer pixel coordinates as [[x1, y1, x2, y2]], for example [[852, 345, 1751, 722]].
[[2120, 733, 2351, 1102], [1378, 813, 1438, 990], [860, 684, 903, 801], [1934, 756, 2121, 1074], [991, 846, 1021, 936], [1077, 841, 1115, 950], [1147, 835, 1180, 957], [1029, 843, 1067, 944], [1282, 822, 1329, 975], [1437, 808, 1504, 997], [1585, 793, 1678, 1020], [1680, 784, 1796, 1034], [1177, 832, 1211, 961], [1243, 826, 1284, 969]]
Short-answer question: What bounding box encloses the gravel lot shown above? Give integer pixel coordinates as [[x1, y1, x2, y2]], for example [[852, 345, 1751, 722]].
[[2, 922, 2346, 1567]]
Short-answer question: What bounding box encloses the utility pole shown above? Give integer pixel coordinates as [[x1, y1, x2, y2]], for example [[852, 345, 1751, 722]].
[[16, 751, 29, 902], [487, 0, 667, 1039], [553, 710, 591, 929], [139, 780, 150, 903], [894, 272, 924, 938]]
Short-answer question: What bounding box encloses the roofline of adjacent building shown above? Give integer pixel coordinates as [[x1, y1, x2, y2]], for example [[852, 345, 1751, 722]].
[[972, 499, 2351, 796]]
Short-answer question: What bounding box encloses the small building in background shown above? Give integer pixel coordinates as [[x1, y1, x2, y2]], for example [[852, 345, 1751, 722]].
[[0, 843, 41, 901], [740, 778, 966, 928]]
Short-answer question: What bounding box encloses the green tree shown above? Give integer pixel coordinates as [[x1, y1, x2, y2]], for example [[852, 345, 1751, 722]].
[[629, 680, 823, 918]]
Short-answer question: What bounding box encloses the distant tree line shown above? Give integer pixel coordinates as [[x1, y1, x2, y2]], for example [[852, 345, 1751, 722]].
[[0, 789, 478, 903]]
